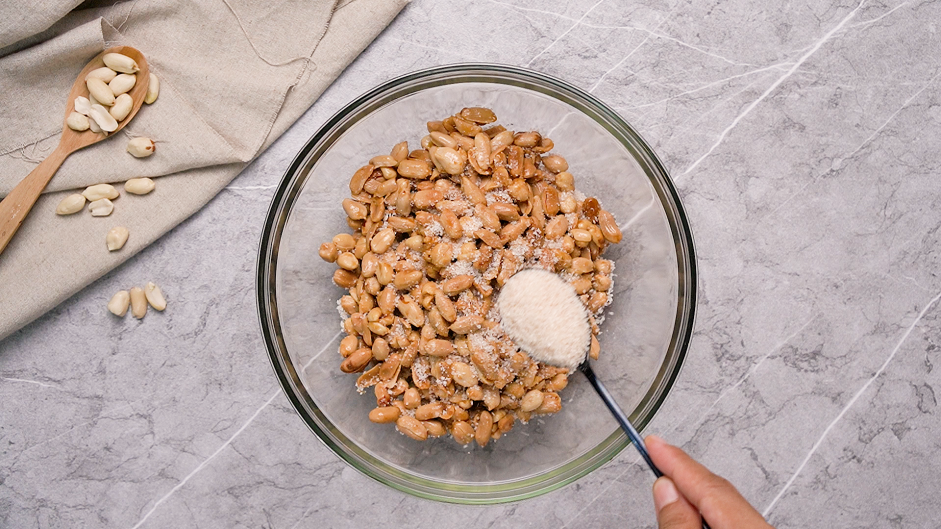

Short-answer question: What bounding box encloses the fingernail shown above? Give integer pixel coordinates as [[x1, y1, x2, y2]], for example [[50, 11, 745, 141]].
[[646, 434, 664, 447], [653, 477, 680, 512]]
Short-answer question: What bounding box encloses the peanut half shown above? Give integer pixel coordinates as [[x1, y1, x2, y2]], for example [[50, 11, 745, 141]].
[[144, 282, 167, 311], [89, 104, 118, 132], [88, 198, 114, 217], [106, 226, 129, 251], [107, 290, 130, 317]]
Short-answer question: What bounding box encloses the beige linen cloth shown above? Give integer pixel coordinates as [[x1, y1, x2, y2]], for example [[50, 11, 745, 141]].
[[0, 0, 408, 340]]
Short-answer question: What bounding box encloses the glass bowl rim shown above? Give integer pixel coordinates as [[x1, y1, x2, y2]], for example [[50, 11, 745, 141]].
[[256, 62, 698, 504]]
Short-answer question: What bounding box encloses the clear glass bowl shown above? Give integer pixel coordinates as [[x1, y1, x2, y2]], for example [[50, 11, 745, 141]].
[[256, 64, 697, 504]]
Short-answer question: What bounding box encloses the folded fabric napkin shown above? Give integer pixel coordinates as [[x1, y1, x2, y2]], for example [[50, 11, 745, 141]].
[[0, 0, 408, 340]]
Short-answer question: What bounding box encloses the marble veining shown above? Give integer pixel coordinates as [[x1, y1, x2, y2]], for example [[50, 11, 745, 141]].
[[3, 0, 941, 527]]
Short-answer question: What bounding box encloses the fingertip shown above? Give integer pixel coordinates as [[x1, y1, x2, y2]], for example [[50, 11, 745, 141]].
[[653, 476, 680, 512], [646, 434, 666, 448], [653, 477, 701, 528]]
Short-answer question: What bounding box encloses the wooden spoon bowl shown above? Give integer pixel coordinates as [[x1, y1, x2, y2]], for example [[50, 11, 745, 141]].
[[0, 46, 150, 255]]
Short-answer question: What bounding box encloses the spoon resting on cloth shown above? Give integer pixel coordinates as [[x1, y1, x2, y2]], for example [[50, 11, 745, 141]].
[[0, 46, 150, 256], [498, 269, 710, 529]]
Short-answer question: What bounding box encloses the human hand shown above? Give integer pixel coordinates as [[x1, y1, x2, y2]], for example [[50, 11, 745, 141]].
[[646, 435, 775, 529]]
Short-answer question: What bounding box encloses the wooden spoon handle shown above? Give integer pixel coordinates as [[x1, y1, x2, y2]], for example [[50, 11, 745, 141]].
[[0, 144, 70, 256]]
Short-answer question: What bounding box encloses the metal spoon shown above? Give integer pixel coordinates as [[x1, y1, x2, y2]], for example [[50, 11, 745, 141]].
[[0, 46, 150, 256]]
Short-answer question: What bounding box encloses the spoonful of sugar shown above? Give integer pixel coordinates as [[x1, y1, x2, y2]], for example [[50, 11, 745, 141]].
[[499, 269, 711, 528], [498, 268, 663, 477]]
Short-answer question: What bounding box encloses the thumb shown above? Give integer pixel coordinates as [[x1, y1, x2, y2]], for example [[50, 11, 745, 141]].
[[654, 477, 701, 529]]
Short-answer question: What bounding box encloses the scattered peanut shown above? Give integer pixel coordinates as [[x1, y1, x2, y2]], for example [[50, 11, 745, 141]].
[[83, 184, 119, 201], [124, 178, 155, 195], [106, 226, 129, 251], [107, 290, 130, 317], [56, 194, 86, 215], [144, 73, 159, 104], [129, 287, 147, 319], [144, 282, 167, 311], [127, 137, 155, 158], [88, 198, 114, 217]]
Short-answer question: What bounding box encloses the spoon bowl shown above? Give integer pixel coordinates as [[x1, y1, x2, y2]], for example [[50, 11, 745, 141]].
[[0, 46, 150, 255]]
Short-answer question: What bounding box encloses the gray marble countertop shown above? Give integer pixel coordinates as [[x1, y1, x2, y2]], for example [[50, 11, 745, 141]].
[[3, 0, 940, 527]]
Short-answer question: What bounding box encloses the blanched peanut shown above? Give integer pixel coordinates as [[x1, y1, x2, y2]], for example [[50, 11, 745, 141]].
[[126, 137, 155, 158], [124, 177, 155, 195], [66, 112, 90, 131], [106, 226, 129, 251], [145, 73, 159, 104], [129, 287, 147, 319], [83, 184, 119, 201], [107, 290, 130, 317], [56, 194, 86, 215]]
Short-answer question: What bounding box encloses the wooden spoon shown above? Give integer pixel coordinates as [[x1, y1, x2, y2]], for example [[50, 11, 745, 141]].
[[0, 46, 150, 255]]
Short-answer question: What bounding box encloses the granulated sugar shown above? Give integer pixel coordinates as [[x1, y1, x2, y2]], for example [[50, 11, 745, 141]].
[[496, 269, 591, 370]]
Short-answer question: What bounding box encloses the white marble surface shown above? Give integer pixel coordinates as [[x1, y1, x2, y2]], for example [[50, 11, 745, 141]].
[[3, 0, 941, 527]]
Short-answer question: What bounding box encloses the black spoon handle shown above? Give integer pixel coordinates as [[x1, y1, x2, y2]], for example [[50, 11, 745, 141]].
[[579, 362, 662, 478], [579, 362, 711, 529]]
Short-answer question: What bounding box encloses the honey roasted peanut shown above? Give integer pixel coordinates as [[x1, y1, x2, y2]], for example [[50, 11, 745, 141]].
[[319, 108, 619, 446]]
